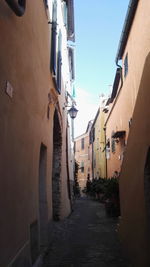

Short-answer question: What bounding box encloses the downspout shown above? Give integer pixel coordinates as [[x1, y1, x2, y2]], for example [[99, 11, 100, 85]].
[[5, 0, 26, 16], [103, 127, 107, 179], [91, 128, 94, 179]]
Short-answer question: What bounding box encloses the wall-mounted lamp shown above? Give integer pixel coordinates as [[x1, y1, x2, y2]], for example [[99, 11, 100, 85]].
[[65, 92, 78, 141], [68, 104, 78, 119]]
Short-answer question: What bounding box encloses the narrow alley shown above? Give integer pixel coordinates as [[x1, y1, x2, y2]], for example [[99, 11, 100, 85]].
[[43, 197, 130, 267], [2, 1, 150, 266]]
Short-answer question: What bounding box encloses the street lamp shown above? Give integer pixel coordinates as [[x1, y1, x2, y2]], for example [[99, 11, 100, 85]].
[[68, 104, 78, 119], [65, 92, 78, 141], [68, 104, 78, 142]]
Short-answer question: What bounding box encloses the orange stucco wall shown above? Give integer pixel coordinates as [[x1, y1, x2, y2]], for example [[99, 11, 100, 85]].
[[119, 53, 150, 267], [105, 0, 150, 178], [0, 1, 71, 265]]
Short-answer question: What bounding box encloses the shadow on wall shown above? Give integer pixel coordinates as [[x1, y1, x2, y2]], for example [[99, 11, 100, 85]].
[[119, 52, 150, 267]]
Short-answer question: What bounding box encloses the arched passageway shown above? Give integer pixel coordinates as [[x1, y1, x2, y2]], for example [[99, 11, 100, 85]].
[[52, 109, 62, 221], [38, 143, 48, 248]]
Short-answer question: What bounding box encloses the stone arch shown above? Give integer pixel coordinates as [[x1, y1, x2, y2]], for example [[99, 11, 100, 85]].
[[52, 107, 62, 221]]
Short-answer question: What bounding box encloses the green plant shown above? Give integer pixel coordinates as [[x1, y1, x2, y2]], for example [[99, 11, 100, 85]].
[[73, 160, 80, 197], [84, 176, 120, 216]]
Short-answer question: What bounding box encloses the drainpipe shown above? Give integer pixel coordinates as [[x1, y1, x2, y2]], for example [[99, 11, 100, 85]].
[[5, 0, 26, 16]]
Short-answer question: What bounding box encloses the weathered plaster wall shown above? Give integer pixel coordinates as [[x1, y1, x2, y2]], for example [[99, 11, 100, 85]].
[[119, 53, 150, 267], [0, 1, 71, 265], [106, 0, 150, 178]]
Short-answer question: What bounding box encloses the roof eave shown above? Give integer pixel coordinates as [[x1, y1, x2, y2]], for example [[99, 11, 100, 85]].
[[116, 0, 139, 63]]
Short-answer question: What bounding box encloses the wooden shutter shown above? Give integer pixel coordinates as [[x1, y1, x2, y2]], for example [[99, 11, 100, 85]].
[[57, 51, 62, 94], [57, 31, 62, 94], [67, 0, 75, 41], [51, 21, 57, 76], [51, 0, 57, 76]]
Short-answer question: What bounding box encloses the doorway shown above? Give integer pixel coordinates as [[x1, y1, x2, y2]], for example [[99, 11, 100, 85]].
[[52, 109, 62, 221], [38, 143, 48, 248]]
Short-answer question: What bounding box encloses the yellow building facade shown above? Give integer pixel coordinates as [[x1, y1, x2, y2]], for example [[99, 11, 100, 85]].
[[91, 104, 106, 179], [74, 121, 93, 191]]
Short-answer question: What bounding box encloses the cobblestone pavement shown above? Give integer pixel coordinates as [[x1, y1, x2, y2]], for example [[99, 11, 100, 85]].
[[43, 197, 131, 267]]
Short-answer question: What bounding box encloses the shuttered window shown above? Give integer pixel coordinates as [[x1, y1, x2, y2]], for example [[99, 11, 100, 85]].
[[63, 1, 67, 27], [51, 0, 57, 76], [81, 138, 84, 150], [57, 31, 62, 94], [51, 21, 57, 76], [68, 47, 75, 81], [67, 0, 75, 41], [51, 1, 62, 94]]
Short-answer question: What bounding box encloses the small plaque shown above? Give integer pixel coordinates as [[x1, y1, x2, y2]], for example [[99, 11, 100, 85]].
[[5, 81, 13, 98]]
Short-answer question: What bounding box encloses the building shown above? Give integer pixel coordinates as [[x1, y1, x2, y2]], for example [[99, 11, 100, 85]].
[[0, 0, 75, 266], [74, 121, 93, 192], [90, 101, 107, 179], [104, 0, 150, 178], [105, 0, 150, 265], [104, 69, 127, 178]]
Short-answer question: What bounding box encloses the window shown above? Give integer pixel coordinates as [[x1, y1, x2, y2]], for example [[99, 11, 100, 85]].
[[81, 138, 84, 150], [111, 137, 115, 153], [64, 0, 75, 42], [51, 0, 57, 76], [124, 53, 128, 78], [51, 1, 62, 94], [81, 161, 84, 173], [57, 31, 62, 94], [68, 47, 75, 81], [129, 118, 132, 128], [106, 139, 110, 159], [74, 142, 76, 153], [62, 1, 67, 26], [111, 132, 115, 153], [89, 130, 92, 144]]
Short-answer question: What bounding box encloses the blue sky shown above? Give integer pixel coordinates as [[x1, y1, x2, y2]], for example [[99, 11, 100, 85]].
[[74, 0, 129, 137]]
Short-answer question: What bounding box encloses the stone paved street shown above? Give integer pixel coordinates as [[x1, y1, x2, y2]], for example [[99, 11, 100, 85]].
[[43, 197, 131, 267]]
